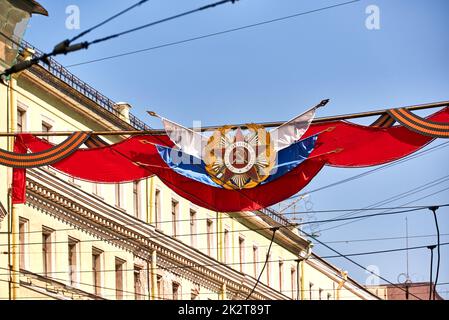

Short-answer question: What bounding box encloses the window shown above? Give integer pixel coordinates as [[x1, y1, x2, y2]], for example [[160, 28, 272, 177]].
[[190, 209, 197, 247], [266, 253, 271, 286], [191, 284, 200, 300], [238, 237, 245, 273], [319, 288, 323, 300], [93, 183, 102, 197], [309, 282, 314, 300], [115, 258, 125, 300], [41, 122, 52, 142], [157, 275, 163, 300], [206, 219, 213, 256], [291, 268, 297, 299], [253, 246, 258, 277], [279, 261, 284, 293], [133, 181, 140, 218], [42, 228, 53, 277], [223, 229, 229, 263], [17, 109, 25, 132], [171, 200, 178, 237], [155, 189, 161, 228], [134, 266, 143, 300], [115, 184, 122, 208], [172, 282, 180, 300], [19, 218, 28, 270], [92, 248, 102, 296], [68, 238, 79, 286]]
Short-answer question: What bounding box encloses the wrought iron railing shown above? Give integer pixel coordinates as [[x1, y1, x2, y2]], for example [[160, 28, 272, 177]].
[[19, 39, 150, 131], [259, 207, 291, 227]]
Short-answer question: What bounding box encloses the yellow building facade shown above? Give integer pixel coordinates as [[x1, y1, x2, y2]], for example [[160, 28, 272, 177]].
[[0, 1, 378, 300]]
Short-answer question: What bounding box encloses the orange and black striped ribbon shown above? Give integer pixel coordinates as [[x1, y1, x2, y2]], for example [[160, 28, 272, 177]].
[[84, 135, 109, 149], [388, 108, 449, 138], [370, 112, 396, 128], [0, 131, 91, 168]]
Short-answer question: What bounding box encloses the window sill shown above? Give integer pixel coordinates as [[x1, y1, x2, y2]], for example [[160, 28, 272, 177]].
[[114, 205, 127, 213], [66, 180, 81, 188], [92, 193, 104, 201]]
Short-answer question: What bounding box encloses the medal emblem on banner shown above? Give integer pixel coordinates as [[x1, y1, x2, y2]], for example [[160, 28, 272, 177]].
[[150, 103, 320, 191], [204, 124, 276, 189]]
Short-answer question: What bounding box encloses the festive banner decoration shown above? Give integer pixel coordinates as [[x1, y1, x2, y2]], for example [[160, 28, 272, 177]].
[[7, 106, 449, 211], [370, 113, 396, 128], [157, 106, 318, 190], [12, 137, 27, 204], [388, 108, 449, 138], [157, 134, 318, 189], [0, 132, 90, 168], [161, 117, 208, 159], [270, 106, 317, 151]]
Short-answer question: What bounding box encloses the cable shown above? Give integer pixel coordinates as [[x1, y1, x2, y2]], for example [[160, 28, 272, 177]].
[[285, 203, 449, 215], [299, 229, 424, 300], [429, 207, 440, 300], [318, 175, 449, 223], [4, 204, 447, 248], [288, 141, 449, 201], [5, 203, 446, 238], [9, 232, 449, 253], [87, 0, 239, 46], [2, 242, 447, 278], [66, 0, 362, 68], [297, 207, 423, 226], [316, 175, 449, 231], [321, 242, 449, 259], [68, 0, 151, 43], [1, 0, 239, 78], [320, 185, 449, 232], [246, 227, 278, 300], [326, 233, 449, 244]]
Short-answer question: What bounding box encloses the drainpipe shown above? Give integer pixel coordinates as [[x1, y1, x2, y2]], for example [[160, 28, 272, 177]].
[[298, 243, 313, 300], [336, 271, 348, 300], [8, 78, 20, 300]]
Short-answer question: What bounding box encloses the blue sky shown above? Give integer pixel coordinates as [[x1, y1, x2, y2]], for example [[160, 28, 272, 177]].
[[24, 0, 449, 298]]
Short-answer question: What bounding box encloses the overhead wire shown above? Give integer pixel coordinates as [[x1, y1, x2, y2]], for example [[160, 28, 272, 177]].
[[1, 242, 447, 277], [6, 233, 449, 253], [320, 185, 449, 232], [4, 203, 448, 238], [310, 174, 449, 231], [287, 141, 449, 201], [246, 227, 278, 300], [68, 0, 151, 43], [66, 0, 362, 68], [86, 0, 239, 47], [2, 204, 447, 247], [0, 0, 240, 78]]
